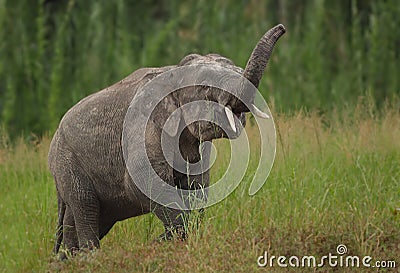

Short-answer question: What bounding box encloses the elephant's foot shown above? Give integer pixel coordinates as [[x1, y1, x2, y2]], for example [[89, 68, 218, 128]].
[[156, 226, 187, 242], [57, 240, 99, 260], [57, 246, 79, 260]]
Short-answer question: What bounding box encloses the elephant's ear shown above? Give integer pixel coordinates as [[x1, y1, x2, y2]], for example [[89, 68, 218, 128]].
[[152, 95, 182, 137]]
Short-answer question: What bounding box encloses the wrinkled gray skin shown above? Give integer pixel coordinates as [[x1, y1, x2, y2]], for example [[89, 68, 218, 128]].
[[49, 24, 285, 258]]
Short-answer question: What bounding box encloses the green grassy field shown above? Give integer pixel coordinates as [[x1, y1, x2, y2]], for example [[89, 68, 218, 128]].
[[0, 104, 399, 272]]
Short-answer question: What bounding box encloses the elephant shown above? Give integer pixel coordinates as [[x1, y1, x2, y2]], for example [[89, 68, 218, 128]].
[[48, 24, 285, 258]]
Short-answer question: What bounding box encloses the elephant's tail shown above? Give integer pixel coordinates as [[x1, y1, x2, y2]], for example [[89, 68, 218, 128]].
[[54, 193, 66, 254]]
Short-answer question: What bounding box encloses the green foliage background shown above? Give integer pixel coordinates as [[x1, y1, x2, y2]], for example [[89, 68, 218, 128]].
[[0, 0, 399, 137]]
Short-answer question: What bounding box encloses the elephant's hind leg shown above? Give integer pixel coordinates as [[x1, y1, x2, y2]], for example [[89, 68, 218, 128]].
[[54, 193, 66, 255], [71, 191, 101, 251], [60, 205, 79, 259]]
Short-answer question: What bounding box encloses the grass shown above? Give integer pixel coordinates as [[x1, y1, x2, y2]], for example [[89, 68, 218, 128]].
[[0, 104, 399, 272]]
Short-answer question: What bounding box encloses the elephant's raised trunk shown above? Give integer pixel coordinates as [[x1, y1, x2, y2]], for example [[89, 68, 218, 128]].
[[243, 24, 286, 88], [242, 24, 285, 119]]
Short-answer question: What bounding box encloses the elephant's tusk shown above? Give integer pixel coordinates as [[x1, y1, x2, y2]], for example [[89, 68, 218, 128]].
[[251, 104, 270, 119], [224, 106, 237, 133]]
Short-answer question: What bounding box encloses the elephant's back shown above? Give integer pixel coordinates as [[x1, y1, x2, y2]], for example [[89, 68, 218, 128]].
[[57, 66, 176, 147]]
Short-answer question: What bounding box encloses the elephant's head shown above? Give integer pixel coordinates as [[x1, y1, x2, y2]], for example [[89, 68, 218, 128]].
[[151, 24, 286, 142]]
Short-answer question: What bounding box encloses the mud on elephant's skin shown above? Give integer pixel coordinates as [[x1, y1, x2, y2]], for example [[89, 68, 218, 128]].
[[48, 24, 285, 259]]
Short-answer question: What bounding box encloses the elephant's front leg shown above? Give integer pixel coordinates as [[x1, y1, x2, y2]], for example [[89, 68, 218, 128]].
[[180, 172, 210, 230], [148, 157, 188, 240], [153, 171, 210, 241], [176, 172, 210, 210], [176, 139, 211, 211], [153, 206, 188, 241]]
